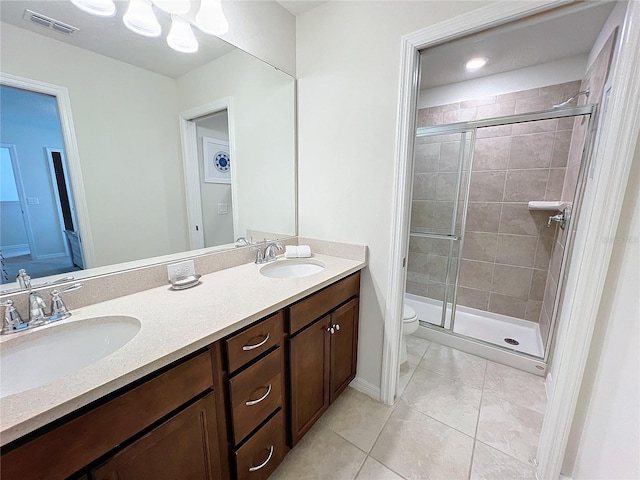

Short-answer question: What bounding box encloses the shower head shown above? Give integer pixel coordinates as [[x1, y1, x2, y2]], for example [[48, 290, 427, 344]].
[[552, 88, 590, 109]]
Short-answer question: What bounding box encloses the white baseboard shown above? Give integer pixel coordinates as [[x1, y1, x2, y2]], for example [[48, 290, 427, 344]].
[[349, 376, 381, 401], [1, 244, 29, 258]]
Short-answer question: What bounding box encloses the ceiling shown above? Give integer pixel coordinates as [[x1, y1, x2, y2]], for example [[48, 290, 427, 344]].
[[276, 1, 325, 16], [420, 2, 616, 90], [1, 1, 615, 85], [0, 0, 235, 79], [0, 0, 326, 79]]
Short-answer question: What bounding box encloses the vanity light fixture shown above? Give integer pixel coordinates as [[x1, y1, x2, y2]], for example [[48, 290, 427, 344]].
[[153, 0, 191, 14], [70, 0, 116, 17], [465, 56, 489, 71], [196, 0, 229, 36], [167, 15, 199, 53], [123, 0, 162, 37], [70, 0, 230, 54]]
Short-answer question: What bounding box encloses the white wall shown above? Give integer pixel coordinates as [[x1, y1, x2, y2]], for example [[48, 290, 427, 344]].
[[419, 55, 587, 108], [176, 48, 296, 241], [296, 0, 491, 389], [219, 1, 296, 76], [561, 130, 639, 479], [0, 22, 187, 267]]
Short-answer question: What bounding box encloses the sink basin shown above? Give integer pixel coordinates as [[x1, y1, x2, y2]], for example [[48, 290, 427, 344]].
[[0, 316, 141, 398], [260, 259, 325, 279]]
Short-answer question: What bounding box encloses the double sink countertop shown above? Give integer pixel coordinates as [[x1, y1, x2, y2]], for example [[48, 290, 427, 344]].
[[0, 254, 365, 446]]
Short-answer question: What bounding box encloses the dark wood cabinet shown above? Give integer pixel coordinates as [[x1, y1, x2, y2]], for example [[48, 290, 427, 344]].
[[0, 351, 216, 480], [289, 315, 331, 443], [329, 298, 359, 403], [288, 272, 360, 446], [0, 270, 361, 480], [91, 393, 222, 480]]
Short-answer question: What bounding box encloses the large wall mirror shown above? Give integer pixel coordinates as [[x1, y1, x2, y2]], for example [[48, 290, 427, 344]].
[[0, 0, 296, 290]]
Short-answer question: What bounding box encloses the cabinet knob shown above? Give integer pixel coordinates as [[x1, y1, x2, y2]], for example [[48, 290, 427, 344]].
[[327, 326, 335, 334], [335, 324, 340, 331]]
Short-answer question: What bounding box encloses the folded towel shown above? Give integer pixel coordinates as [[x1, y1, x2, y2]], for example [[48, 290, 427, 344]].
[[297, 245, 311, 258], [285, 245, 298, 258]]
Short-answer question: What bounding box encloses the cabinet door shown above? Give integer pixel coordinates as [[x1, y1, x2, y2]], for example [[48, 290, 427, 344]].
[[289, 315, 331, 446], [91, 393, 222, 480], [329, 298, 359, 403]]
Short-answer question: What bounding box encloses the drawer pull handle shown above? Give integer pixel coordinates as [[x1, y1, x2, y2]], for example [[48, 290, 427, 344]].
[[242, 333, 270, 351], [248, 445, 274, 472], [246, 384, 272, 406]]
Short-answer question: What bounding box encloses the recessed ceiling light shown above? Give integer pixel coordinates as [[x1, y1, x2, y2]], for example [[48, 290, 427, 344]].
[[465, 56, 489, 72]]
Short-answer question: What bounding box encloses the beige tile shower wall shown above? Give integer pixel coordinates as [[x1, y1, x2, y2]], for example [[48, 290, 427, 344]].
[[540, 31, 618, 346], [408, 81, 581, 321]]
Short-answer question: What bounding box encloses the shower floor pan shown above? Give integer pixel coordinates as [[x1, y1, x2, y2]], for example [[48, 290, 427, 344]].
[[405, 293, 544, 358]]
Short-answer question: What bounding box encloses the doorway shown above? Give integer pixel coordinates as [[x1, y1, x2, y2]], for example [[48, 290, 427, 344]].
[[180, 98, 238, 251], [0, 84, 85, 283], [384, 1, 639, 478]]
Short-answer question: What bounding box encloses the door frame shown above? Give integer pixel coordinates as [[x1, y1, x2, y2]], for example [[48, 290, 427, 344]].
[[382, 1, 640, 479], [0, 143, 36, 259], [0, 73, 95, 268], [46, 148, 82, 260], [179, 98, 238, 250]]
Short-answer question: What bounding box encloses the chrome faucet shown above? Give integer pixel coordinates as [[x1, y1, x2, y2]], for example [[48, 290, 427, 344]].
[[29, 290, 48, 325], [0, 283, 84, 335], [16, 269, 31, 290], [236, 236, 252, 247], [264, 242, 283, 262], [253, 241, 283, 264]]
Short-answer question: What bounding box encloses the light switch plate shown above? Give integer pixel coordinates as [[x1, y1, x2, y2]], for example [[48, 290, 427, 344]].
[[217, 203, 228, 215], [167, 260, 195, 281]]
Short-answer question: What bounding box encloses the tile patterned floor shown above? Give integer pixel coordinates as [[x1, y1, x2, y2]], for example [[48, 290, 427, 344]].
[[270, 335, 545, 480]]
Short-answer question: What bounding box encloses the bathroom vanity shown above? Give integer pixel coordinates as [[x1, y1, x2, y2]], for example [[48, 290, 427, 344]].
[[0, 256, 363, 480]]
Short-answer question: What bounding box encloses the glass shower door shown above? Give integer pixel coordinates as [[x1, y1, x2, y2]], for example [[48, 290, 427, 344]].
[[407, 128, 473, 328]]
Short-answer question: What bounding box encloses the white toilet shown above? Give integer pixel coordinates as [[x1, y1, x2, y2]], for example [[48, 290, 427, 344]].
[[400, 303, 419, 364]]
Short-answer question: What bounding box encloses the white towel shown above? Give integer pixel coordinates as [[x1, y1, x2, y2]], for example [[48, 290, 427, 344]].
[[284, 245, 312, 258]]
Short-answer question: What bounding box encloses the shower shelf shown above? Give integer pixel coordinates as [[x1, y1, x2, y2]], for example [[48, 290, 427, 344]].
[[527, 201, 570, 211]]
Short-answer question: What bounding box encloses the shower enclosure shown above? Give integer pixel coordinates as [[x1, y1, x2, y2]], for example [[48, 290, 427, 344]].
[[406, 104, 595, 373]]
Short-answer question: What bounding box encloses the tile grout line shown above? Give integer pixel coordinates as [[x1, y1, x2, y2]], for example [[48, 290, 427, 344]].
[[467, 359, 489, 479]]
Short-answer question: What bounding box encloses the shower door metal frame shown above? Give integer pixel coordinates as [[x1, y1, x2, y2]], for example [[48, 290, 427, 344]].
[[412, 104, 595, 363]]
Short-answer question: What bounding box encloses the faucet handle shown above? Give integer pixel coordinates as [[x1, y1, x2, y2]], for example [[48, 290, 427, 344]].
[[16, 269, 31, 290], [1, 300, 26, 334], [49, 283, 83, 319]]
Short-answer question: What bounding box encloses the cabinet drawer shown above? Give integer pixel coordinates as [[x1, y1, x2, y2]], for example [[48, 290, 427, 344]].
[[229, 348, 283, 444], [235, 410, 286, 480], [226, 311, 283, 373], [289, 272, 360, 335], [1, 351, 214, 480]]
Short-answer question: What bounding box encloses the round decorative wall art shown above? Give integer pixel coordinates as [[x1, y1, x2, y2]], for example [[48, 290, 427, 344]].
[[214, 151, 230, 173]]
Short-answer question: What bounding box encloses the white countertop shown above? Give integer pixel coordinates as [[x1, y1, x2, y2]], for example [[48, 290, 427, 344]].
[[0, 254, 365, 446]]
